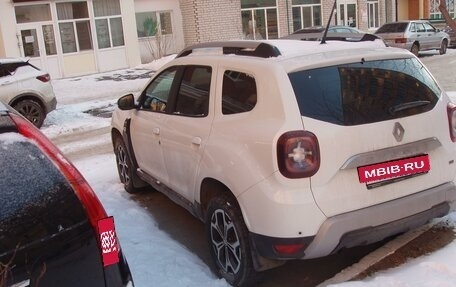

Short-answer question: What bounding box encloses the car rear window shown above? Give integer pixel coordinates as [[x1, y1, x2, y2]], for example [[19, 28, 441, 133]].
[[288, 58, 441, 126], [0, 132, 87, 255], [376, 23, 408, 33]]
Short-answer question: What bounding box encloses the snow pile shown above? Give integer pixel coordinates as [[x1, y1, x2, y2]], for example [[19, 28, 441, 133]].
[[136, 54, 176, 71]]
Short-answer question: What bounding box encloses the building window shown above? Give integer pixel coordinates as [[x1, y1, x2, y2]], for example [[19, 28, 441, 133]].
[[291, 0, 322, 32], [93, 0, 124, 49], [136, 11, 173, 38], [15, 4, 52, 23], [57, 2, 93, 54], [368, 0, 379, 29], [241, 0, 278, 40], [430, 0, 455, 19]]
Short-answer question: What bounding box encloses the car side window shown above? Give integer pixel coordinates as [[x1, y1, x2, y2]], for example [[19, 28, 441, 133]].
[[173, 66, 211, 117], [141, 67, 178, 112], [416, 23, 426, 33], [222, 70, 257, 115], [424, 23, 435, 32], [409, 23, 416, 32]]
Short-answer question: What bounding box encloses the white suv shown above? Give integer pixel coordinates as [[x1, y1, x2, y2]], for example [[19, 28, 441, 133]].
[[111, 39, 456, 286], [0, 58, 56, 128]]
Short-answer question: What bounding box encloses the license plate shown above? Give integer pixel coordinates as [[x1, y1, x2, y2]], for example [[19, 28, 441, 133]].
[[358, 155, 430, 184]]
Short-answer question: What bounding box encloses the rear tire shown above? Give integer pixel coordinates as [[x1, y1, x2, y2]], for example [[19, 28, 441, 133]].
[[440, 40, 448, 55], [411, 43, 420, 57], [13, 99, 45, 128], [114, 136, 143, 193], [206, 195, 259, 287]]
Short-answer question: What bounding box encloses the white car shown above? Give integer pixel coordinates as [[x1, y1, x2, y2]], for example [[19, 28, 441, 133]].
[[111, 39, 456, 286], [0, 58, 56, 128]]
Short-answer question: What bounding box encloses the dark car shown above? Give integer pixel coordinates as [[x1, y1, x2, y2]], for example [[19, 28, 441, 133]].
[[0, 102, 133, 287]]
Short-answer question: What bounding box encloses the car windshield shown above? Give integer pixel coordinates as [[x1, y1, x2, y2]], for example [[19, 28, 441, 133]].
[[376, 23, 408, 33], [288, 58, 441, 126]]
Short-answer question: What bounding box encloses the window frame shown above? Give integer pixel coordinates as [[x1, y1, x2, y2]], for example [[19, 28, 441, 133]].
[[291, 1, 322, 32], [241, 0, 279, 40], [135, 10, 173, 39], [56, 1, 93, 54], [93, 0, 124, 49], [367, 0, 379, 29]]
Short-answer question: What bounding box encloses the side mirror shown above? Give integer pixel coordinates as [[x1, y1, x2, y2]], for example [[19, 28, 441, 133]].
[[117, 94, 137, 110]]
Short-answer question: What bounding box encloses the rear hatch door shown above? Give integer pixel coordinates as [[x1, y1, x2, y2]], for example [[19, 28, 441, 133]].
[[288, 57, 456, 217]]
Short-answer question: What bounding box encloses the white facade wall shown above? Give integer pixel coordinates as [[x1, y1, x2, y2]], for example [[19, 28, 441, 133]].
[[135, 0, 185, 63]]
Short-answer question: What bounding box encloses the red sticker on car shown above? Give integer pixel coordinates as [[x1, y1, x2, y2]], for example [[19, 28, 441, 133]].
[[358, 155, 430, 183], [97, 216, 119, 267]]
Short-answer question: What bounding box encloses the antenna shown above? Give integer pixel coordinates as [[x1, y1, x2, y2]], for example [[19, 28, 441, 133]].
[[321, 0, 337, 44]]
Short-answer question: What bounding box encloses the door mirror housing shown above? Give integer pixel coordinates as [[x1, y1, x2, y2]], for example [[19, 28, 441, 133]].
[[117, 94, 137, 110]]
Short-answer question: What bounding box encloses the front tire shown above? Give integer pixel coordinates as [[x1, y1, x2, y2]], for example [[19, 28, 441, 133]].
[[411, 43, 420, 57], [440, 39, 448, 55], [114, 136, 143, 193], [13, 99, 45, 128], [206, 196, 258, 287]]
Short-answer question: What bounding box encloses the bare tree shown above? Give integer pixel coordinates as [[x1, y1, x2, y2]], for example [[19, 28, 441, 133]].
[[439, 0, 456, 31], [141, 17, 173, 61]]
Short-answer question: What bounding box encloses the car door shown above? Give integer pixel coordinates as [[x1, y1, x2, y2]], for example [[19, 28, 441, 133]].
[[0, 63, 19, 104], [129, 66, 179, 184], [423, 22, 440, 49], [414, 22, 427, 49], [160, 64, 214, 201]]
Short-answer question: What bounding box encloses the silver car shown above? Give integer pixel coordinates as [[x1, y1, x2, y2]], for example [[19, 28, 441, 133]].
[[375, 20, 450, 56]]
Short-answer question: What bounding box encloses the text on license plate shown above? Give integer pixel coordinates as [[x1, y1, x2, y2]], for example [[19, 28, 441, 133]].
[[358, 155, 430, 183]]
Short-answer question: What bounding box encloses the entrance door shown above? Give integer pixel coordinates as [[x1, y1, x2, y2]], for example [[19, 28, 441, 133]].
[[19, 24, 61, 78], [337, 1, 358, 28]]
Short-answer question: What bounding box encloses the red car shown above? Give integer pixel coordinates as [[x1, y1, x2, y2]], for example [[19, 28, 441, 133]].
[[0, 102, 134, 287]]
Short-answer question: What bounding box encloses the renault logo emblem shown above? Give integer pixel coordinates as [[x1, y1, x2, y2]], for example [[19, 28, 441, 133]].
[[393, 122, 405, 142]]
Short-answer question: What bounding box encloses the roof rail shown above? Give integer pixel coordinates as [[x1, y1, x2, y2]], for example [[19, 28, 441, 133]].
[[176, 41, 282, 58]]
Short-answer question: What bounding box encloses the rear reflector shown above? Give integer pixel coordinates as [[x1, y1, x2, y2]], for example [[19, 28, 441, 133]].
[[98, 217, 120, 267], [36, 73, 51, 82], [395, 38, 407, 44], [273, 243, 305, 255]]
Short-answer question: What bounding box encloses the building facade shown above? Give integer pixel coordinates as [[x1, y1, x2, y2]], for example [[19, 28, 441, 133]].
[[4, 0, 451, 80]]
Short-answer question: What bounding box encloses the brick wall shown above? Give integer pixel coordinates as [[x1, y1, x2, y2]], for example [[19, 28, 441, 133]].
[[179, 0, 243, 46]]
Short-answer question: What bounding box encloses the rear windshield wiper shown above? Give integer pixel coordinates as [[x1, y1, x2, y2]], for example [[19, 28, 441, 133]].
[[389, 100, 431, 114]]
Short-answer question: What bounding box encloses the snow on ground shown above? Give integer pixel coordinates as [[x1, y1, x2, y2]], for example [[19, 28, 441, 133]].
[[40, 53, 456, 287], [73, 154, 229, 287]]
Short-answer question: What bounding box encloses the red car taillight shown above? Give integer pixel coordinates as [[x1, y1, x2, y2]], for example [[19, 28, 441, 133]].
[[36, 73, 51, 82], [10, 113, 108, 227], [395, 38, 407, 44], [277, 131, 320, 178], [447, 103, 456, 142]]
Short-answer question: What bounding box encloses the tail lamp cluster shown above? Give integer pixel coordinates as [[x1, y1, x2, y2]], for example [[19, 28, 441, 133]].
[[36, 73, 51, 83], [277, 130, 320, 178]]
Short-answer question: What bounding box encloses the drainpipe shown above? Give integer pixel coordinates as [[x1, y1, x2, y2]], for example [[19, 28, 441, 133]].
[[286, 0, 290, 35]]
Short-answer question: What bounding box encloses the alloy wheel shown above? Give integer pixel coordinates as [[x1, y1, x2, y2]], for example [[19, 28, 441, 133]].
[[210, 209, 242, 275], [116, 144, 130, 185]]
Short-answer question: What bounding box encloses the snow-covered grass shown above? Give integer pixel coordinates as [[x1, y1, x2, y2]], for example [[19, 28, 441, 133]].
[[40, 53, 456, 287]]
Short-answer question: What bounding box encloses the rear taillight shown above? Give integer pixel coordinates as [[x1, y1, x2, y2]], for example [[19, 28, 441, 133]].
[[277, 131, 320, 178], [10, 113, 108, 227], [36, 73, 51, 82], [447, 103, 456, 142], [395, 38, 407, 44]]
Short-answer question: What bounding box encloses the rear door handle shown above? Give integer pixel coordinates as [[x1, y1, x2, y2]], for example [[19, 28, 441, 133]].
[[152, 127, 160, 135]]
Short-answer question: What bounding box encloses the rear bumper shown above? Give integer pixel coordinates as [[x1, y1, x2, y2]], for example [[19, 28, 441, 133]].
[[250, 181, 456, 260]]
